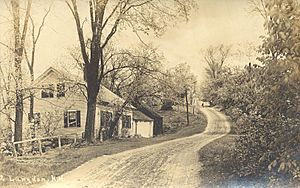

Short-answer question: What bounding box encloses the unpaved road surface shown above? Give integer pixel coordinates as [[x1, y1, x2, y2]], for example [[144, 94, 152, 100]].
[[41, 108, 230, 188]]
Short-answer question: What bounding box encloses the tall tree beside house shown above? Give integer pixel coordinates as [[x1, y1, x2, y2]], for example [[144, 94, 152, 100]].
[[66, 0, 196, 143], [11, 0, 32, 143], [24, 7, 51, 123]]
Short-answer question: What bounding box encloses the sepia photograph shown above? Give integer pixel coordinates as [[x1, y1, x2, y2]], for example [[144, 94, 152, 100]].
[[0, 0, 299, 187]]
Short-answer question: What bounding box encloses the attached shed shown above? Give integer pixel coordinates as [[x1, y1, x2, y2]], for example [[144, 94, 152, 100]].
[[133, 104, 163, 136], [133, 111, 154, 138]]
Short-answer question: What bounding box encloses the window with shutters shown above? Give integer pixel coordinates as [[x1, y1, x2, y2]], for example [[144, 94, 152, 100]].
[[57, 83, 65, 97], [41, 84, 54, 98], [100, 111, 113, 139], [100, 111, 112, 129], [64, 110, 81, 128], [122, 115, 131, 129]]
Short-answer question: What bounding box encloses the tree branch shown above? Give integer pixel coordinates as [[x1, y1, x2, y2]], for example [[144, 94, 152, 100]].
[[0, 41, 14, 52], [20, 0, 32, 54], [66, 0, 89, 64]]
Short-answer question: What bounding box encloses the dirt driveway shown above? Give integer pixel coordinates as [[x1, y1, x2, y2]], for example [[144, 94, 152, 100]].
[[41, 108, 230, 188]]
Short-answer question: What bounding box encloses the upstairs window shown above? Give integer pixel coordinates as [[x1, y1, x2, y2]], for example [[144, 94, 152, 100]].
[[122, 115, 131, 129], [64, 110, 81, 128], [41, 84, 54, 98], [57, 83, 65, 97]]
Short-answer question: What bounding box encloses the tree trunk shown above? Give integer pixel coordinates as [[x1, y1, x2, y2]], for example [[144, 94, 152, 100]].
[[29, 93, 34, 118], [185, 88, 189, 126], [29, 70, 34, 121], [14, 90, 23, 142], [85, 94, 97, 143], [12, 0, 22, 143], [66, 0, 108, 143], [84, 63, 100, 143], [108, 101, 128, 138], [14, 47, 24, 143], [14, 49, 24, 143], [11, 0, 32, 145]]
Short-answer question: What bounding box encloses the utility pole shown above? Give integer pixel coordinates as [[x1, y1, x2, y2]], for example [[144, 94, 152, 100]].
[[185, 87, 189, 126]]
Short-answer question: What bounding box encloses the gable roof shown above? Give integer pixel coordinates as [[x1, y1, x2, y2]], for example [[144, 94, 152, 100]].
[[133, 103, 162, 119], [133, 110, 153, 121], [34, 67, 134, 109], [33, 66, 82, 85], [98, 85, 127, 107]]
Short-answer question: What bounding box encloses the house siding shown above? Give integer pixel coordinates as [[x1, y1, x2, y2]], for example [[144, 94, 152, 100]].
[[23, 82, 89, 139], [21, 67, 137, 140]]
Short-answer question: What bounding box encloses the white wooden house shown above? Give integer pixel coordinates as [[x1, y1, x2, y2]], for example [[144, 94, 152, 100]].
[[21, 67, 144, 140]]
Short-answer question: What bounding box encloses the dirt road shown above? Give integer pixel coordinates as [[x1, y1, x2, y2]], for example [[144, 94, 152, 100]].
[[41, 108, 230, 188]]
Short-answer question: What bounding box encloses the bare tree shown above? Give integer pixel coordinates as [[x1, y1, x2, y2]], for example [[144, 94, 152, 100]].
[[248, 0, 267, 19], [204, 45, 230, 79], [11, 0, 32, 143], [66, 0, 195, 143], [0, 59, 14, 140], [24, 7, 51, 122], [104, 46, 164, 137]]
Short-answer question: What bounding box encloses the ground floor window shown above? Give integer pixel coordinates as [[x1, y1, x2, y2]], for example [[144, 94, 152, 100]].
[[64, 110, 81, 128], [122, 115, 131, 129], [100, 111, 113, 139], [100, 111, 112, 129]]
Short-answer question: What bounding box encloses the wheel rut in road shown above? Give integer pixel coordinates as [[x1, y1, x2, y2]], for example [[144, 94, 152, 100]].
[[41, 107, 230, 188]]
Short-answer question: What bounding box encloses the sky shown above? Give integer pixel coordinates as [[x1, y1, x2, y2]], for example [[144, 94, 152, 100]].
[[0, 0, 265, 83]]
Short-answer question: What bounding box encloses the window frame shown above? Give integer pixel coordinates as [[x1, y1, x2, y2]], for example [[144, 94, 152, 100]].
[[122, 115, 132, 129], [57, 82, 66, 97], [64, 110, 81, 128], [41, 84, 54, 98], [100, 111, 113, 129]]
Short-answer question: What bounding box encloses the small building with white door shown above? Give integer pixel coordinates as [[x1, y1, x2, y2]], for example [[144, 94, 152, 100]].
[[133, 110, 154, 138]]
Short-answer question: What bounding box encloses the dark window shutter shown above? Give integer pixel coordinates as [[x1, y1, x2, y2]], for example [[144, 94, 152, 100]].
[[109, 112, 112, 126], [76, 111, 81, 127], [122, 115, 124, 128], [127, 115, 131, 128], [64, 111, 68, 128]]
